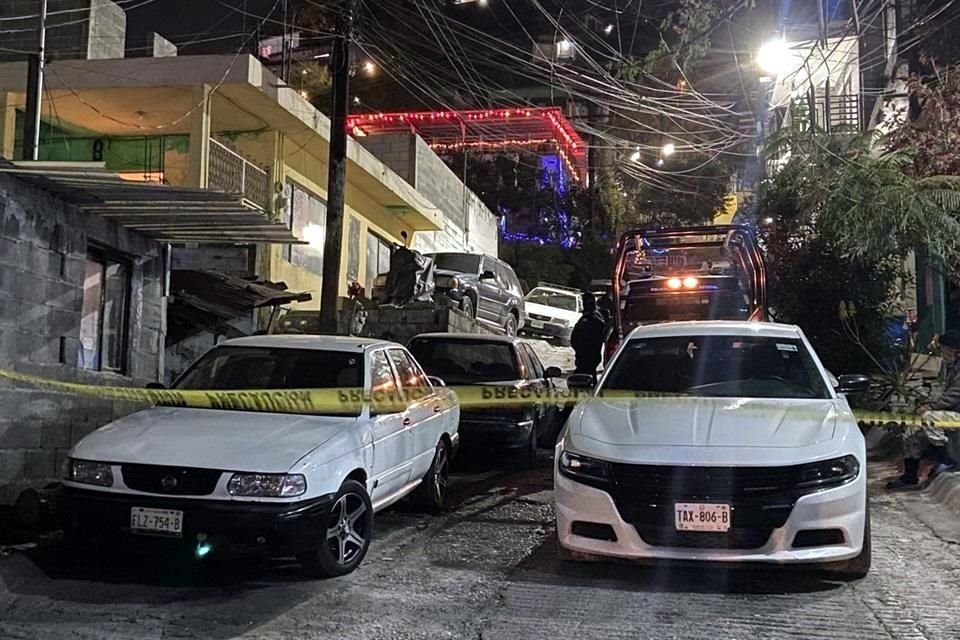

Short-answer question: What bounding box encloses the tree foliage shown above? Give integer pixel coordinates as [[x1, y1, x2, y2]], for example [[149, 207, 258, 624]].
[[886, 65, 960, 178]]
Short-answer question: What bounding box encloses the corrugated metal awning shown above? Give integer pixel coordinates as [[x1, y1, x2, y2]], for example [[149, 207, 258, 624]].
[[0, 161, 303, 245]]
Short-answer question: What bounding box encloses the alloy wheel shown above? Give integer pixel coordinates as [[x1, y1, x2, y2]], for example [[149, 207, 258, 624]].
[[326, 492, 369, 566]]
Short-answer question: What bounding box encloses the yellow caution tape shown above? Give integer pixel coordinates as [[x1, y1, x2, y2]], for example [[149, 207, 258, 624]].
[[2, 368, 959, 428]]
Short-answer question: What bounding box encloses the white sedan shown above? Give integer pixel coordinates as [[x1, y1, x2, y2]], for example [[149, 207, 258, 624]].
[[60, 336, 459, 578], [556, 321, 871, 579]]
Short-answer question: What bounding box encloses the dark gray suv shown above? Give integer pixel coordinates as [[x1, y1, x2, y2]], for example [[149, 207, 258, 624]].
[[432, 253, 526, 336]]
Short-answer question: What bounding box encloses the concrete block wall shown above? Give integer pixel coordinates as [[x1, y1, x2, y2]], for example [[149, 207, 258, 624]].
[[0, 172, 163, 505], [0, 0, 126, 63], [357, 132, 499, 258], [86, 0, 126, 60]]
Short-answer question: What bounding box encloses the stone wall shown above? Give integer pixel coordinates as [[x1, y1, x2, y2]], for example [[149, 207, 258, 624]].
[[0, 172, 164, 505]]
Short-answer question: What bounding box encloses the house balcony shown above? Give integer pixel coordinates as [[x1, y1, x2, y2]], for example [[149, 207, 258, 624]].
[[207, 138, 271, 212]]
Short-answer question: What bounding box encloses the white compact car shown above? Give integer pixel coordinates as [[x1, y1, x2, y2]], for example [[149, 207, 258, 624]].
[[556, 321, 871, 579], [60, 336, 459, 577], [521, 284, 583, 346]]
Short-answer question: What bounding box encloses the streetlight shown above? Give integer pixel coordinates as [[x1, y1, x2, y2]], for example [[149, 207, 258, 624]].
[[362, 60, 377, 76], [757, 38, 790, 76], [629, 149, 641, 162], [662, 142, 676, 157], [656, 158, 665, 167], [604, 24, 614, 35]]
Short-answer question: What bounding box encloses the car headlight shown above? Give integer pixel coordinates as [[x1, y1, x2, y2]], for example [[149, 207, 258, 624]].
[[435, 275, 461, 289], [558, 450, 612, 486], [63, 458, 114, 487], [227, 473, 307, 498], [796, 455, 860, 490]]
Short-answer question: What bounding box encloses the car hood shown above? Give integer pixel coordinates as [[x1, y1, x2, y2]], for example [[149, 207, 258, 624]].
[[71, 407, 358, 473], [525, 301, 578, 322], [568, 396, 848, 464], [435, 268, 474, 280]]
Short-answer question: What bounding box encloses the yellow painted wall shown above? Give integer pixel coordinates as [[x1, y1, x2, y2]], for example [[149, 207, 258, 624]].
[[264, 162, 414, 310]]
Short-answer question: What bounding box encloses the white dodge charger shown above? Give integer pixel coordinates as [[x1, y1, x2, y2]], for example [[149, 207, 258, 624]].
[[556, 321, 871, 579], [60, 336, 459, 578]]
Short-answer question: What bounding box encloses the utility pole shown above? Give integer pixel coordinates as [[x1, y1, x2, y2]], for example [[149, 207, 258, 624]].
[[319, 0, 355, 334], [22, 0, 48, 161]]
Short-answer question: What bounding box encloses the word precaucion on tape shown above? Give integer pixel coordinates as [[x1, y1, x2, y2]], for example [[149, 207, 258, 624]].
[[1, 368, 957, 429]]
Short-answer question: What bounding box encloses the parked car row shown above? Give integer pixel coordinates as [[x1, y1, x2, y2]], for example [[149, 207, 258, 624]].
[[59, 321, 871, 581], [59, 332, 563, 578]]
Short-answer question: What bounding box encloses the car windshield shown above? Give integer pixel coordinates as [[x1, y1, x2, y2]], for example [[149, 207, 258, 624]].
[[175, 346, 363, 414], [409, 339, 519, 384], [431, 253, 481, 274], [601, 335, 830, 399], [526, 288, 578, 312]]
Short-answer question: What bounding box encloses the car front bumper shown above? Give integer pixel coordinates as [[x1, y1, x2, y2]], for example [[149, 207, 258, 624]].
[[459, 415, 534, 450], [520, 320, 572, 342], [555, 468, 867, 565], [60, 487, 334, 555]]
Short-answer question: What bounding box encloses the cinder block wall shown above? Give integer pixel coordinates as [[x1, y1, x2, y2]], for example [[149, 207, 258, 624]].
[[0, 173, 163, 505]]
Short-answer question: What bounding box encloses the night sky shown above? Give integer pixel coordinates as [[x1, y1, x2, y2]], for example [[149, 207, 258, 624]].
[[125, 0, 282, 55]]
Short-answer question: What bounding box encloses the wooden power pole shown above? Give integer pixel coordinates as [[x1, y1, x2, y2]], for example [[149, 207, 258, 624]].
[[319, 0, 355, 334]]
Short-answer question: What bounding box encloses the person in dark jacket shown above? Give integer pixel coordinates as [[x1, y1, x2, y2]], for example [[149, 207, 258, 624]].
[[887, 330, 960, 490], [571, 292, 606, 382]]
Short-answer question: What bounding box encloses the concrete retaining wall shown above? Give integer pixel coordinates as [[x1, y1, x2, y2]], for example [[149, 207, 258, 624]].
[[338, 304, 496, 347]]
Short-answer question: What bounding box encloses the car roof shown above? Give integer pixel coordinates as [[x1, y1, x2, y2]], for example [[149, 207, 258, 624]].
[[219, 335, 399, 352], [409, 332, 523, 345], [625, 321, 803, 340]]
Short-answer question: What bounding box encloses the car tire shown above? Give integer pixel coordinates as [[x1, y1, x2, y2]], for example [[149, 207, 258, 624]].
[[504, 313, 518, 337], [299, 479, 373, 579], [411, 439, 450, 514], [460, 295, 476, 320], [827, 505, 871, 581]]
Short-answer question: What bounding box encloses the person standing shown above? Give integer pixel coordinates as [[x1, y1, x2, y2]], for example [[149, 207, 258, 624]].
[[887, 330, 960, 490], [571, 292, 606, 382]]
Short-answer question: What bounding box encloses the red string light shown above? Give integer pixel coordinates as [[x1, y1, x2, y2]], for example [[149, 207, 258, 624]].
[[346, 107, 587, 181]]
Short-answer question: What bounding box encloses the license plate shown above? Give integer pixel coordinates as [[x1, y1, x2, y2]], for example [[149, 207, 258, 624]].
[[530, 320, 545, 328], [674, 502, 731, 532], [130, 507, 183, 537]]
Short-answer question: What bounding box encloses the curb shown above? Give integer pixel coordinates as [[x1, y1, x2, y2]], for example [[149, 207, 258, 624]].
[[925, 471, 960, 515]]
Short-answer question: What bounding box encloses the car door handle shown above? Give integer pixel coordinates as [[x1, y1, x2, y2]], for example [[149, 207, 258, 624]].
[[403, 417, 412, 427], [433, 405, 441, 413]]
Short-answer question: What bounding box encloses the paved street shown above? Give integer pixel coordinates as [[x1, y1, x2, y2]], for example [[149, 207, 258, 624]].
[[1, 457, 958, 640]]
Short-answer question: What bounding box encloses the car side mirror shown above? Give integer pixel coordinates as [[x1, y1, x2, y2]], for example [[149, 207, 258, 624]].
[[427, 376, 446, 387], [145, 382, 166, 390], [567, 374, 595, 390], [544, 366, 562, 379], [480, 270, 497, 280], [836, 374, 871, 395]]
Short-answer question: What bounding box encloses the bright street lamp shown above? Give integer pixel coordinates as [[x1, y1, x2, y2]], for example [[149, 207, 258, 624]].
[[629, 149, 641, 162], [757, 38, 790, 76], [662, 142, 676, 157], [362, 61, 377, 76]]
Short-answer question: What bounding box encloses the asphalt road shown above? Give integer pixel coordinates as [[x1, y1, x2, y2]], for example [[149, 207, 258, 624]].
[[1, 456, 958, 640]]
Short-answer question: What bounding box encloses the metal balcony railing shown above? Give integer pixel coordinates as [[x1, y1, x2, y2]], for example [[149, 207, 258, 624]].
[[779, 93, 862, 135], [207, 138, 271, 211]]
